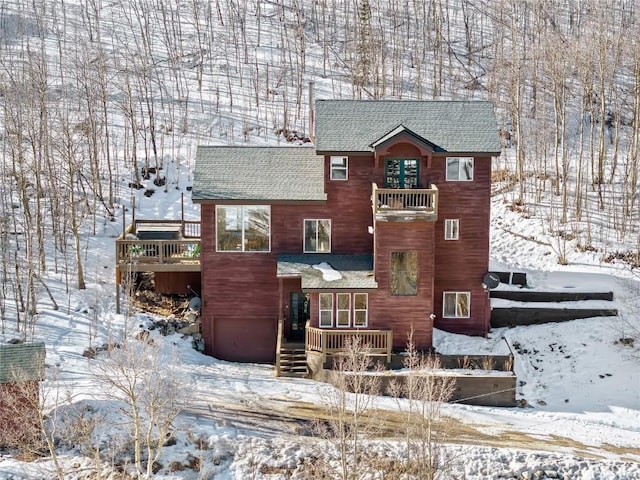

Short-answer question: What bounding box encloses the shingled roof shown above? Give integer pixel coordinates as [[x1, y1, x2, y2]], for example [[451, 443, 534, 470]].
[[192, 146, 326, 202], [314, 100, 501, 155], [277, 254, 377, 290], [0, 342, 45, 383]]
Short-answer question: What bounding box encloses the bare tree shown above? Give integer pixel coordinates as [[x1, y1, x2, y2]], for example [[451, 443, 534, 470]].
[[390, 332, 456, 480], [315, 336, 382, 480], [90, 336, 185, 478]]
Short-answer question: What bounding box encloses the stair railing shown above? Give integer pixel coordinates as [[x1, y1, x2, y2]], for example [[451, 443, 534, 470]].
[[274, 316, 284, 377]]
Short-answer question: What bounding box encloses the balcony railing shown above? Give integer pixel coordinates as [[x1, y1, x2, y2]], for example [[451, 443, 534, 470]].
[[372, 183, 438, 222], [306, 325, 393, 362]]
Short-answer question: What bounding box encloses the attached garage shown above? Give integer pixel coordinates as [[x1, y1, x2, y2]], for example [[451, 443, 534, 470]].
[[213, 316, 277, 363]]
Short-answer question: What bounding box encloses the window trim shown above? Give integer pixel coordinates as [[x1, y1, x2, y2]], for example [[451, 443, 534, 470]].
[[330, 156, 348, 181], [353, 293, 368, 328], [445, 157, 474, 182], [303, 219, 332, 253], [319, 293, 334, 327], [336, 293, 351, 328], [442, 291, 471, 318], [215, 205, 271, 253], [444, 219, 459, 240]]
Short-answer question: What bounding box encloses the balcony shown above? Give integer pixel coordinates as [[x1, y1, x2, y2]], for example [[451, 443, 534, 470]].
[[116, 220, 201, 273], [372, 183, 438, 222]]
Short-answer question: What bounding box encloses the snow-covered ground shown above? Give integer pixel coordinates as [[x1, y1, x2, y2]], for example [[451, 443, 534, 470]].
[[0, 183, 638, 479]]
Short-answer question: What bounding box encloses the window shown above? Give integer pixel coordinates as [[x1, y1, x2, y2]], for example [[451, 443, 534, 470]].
[[444, 219, 459, 240], [385, 158, 418, 189], [216, 206, 270, 252], [390, 251, 418, 296], [319, 293, 334, 327], [330, 156, 348, 180], [317, 293, 369, 328], [443, 292, 470, 318], [336, 293, 351, 327], [446, 157, 474, 181], [304, 219, 331, 253], [353, 293, 368, 327]]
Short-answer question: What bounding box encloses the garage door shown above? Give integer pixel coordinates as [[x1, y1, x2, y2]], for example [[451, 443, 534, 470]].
[[213, 316, 276, 363]]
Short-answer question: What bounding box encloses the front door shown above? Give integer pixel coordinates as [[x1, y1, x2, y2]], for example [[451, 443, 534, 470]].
[[289, 292, 310, 340], [385, 158, 419, 189]]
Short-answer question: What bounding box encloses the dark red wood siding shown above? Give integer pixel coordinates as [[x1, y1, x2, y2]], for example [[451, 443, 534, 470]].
[[154, 272, 201, 295], [430, 155, 492, 336], [0, 382, 40, 448], [370, 221, 435, 350], [198, 143, 493, 361]]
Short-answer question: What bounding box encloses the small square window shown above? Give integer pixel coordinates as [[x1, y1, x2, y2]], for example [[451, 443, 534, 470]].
[[330, 156, 348, 180], [443, 292, 470, 318], [444, 219, 459, 240], [446, 157, 474, 181]]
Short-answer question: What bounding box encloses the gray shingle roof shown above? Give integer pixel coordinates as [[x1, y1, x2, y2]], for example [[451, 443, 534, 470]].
[[277, 254, 377, 290], [314, 100, 501, 154], [193, 146, 327, 202], [0, 342, 45, 383]]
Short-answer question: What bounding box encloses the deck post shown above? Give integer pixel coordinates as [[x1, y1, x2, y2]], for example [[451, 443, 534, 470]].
[[116, 282, 121, 315]]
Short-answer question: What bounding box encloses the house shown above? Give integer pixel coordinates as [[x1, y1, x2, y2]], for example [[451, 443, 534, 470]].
[[0, 342, 45, 448], [191, 100, 501, 364]]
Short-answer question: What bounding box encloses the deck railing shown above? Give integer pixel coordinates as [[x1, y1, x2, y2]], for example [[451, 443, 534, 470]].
[[306, 325, 393, 363], [372, 183, 438, 216], [116, 219, 201, 268], [116, 239, 201, 265], [124, 219, 201, 238]]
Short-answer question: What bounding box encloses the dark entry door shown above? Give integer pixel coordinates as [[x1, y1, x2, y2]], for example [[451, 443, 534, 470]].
[[385, 159, 418, 189], [289, 292, 310, 340]]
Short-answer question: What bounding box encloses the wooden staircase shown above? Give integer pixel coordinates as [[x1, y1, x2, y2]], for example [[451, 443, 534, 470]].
[[277, 343, 308, 377]]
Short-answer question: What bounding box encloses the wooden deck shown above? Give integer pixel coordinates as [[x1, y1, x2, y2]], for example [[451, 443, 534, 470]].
[[372, 183, 438, 222], [116, 220, 201, 274], [306, 325, 393, 362]]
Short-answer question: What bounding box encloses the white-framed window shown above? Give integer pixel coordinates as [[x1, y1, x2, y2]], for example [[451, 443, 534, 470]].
[[330, 156, 348, 180], [353, 293, 368, 327], [319, 293, 334, 327], [317, 293, 369, 328], [446, 157, 474, 181], [216, 205, 270, 252], [336, 293, 351, 327], [443, 292, 470, 318], [444, 219, 459, 240], [304, 219, 331, 253]]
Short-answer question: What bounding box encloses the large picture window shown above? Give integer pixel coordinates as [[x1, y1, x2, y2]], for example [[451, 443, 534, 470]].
[[216, 205, 270, 252], [443, 292, 470, 318], [319, 293, 334, 327], [446, 157, 474, 181], [304, 219, 331, 253], [330, 156, 348, 180], [390, 251, 418, 296]]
